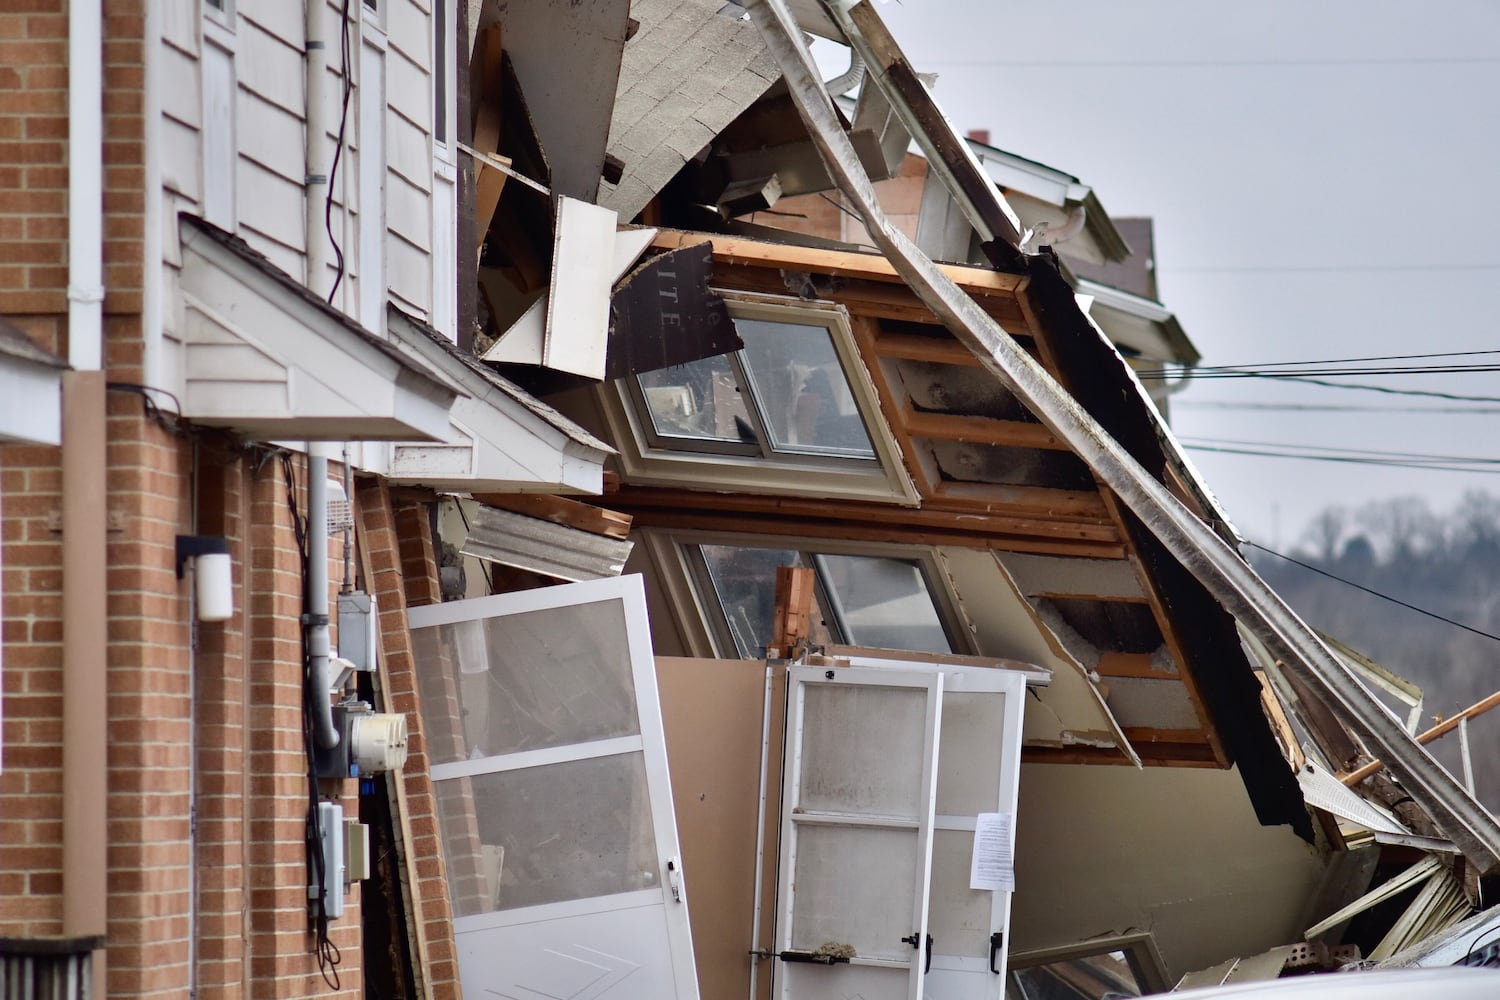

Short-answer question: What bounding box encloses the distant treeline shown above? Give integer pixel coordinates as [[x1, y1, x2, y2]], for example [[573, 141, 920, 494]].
[[1250, 491, 1500, 809]]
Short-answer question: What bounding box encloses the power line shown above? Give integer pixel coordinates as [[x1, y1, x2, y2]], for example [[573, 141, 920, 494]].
[[1180, 443, 1500, 474], [1183, 436, 1500, 466], [1171, 349, 1500, 372], [1146, 372, 1500, 404], [1175, 401, 1500, 415], [1246, 542, 1500, 645], [1162, 264, 1500, 274], [924, 56, 1500, 70]]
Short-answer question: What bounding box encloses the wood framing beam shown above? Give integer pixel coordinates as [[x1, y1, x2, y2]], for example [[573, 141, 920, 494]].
[[471, 492, 634, 540], [649, 228, 1027, 299], [618, 508, 1127, 560], [900, 407, 1066, 451], [873, 330, 984, 367], [604, 488, 1120, 543], [1095, 651, 1175, 679]]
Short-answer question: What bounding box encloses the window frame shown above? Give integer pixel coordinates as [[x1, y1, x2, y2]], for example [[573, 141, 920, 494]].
[[599, 292, 919, 505], [638, 529, 976, 660], [1006, 933, 1170, 999]]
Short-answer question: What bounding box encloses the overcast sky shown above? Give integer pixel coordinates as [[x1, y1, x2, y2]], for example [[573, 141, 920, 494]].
[[849, 1, 1500, 549]]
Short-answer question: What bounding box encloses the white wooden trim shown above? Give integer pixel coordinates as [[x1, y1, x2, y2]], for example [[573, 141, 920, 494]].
[[430, 735, 643, 781]]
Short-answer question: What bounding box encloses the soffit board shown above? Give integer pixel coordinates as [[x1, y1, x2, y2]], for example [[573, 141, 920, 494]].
[[384, 308, 612, 494], [176, 217, 459, 442]]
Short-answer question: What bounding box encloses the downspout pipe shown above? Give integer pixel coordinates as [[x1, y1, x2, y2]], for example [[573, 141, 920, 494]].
[[308, 451, 340, 751], [750, 0, 1500, 874], [63, 0, 109, 981]]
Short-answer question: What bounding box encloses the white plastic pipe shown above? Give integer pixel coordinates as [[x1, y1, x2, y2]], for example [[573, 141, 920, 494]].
[[305, 0, 332, 297], [68, 0, 103, 369], [309, 452, 340, 750]]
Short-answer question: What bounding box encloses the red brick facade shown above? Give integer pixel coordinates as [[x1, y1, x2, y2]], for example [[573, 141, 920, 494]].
[[0, 4, 421, 995]]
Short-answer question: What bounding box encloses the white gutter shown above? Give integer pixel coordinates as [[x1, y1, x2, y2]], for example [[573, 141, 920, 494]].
[[752, 0, 1500, 873]]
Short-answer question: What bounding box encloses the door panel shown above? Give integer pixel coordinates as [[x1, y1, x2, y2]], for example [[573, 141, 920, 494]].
[[409, 576, 698, 1000], [775, 665, 943, 1000]]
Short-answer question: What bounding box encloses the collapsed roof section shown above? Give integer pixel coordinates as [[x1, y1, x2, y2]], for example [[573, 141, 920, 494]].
[[743, 0, 1500, 874]]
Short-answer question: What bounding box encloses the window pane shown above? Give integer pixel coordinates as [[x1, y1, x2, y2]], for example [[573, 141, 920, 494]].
[[1011, 952, 1142, 1000], [737, 318, 876, 458], [637, 354, 755, 445], [701, 543, 801, 656], [436, 753, 660, 915], [815, 554, 953, 653], [411, 600, 640, 764]]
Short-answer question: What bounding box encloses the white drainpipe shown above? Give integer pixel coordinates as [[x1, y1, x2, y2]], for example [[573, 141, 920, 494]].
[[306, 0, 332, 297], [68, 0, 103, 368]]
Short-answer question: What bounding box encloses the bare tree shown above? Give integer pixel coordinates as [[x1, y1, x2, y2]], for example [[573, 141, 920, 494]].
[[1300, 505, 1348, 563]]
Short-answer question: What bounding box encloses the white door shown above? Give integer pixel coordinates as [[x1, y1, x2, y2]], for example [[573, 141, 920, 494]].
[[774, 665, 944, 1000], [407, 575, 699, 1000], [919, 664, 1027, 1000]]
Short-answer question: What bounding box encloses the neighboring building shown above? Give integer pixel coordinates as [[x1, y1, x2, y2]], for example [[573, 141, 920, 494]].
[[2, 2, 1495, 1000]]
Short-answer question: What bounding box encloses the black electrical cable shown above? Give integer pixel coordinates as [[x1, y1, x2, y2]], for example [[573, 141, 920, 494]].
[[323, 0, 354, 305], [281, 454, 342, 991], [1245, 541, 1500, 645], [1181, 443, 1500, 474]]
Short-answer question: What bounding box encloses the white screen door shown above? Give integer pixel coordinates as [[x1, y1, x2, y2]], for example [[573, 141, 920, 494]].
[[408, 575, 699, 1000], [774, 665, 944, 1000]]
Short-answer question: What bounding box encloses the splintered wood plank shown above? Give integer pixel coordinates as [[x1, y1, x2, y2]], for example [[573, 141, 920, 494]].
[[769, 565, 816, 654], [900, 407, 1067, 451], [470, 492, 633, 540], [649, 228, 1027, 299]]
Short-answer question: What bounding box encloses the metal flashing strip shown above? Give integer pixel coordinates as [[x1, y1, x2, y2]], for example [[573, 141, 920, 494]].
[[748, 0, 1500, 872], [460, 503, 634, 583]]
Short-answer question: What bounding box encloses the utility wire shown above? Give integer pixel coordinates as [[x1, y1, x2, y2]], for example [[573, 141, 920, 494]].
[[1247, 541, 1500, 645], [1182, 443, 1500, 474], [1152, 348, 1500, 372], [1175, 401, 1500, 415], [1147, 372, 1500, 404], [1183, 436, 1500, 466]]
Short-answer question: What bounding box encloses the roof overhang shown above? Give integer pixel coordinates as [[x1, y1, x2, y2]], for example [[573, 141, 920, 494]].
[[176, 216, 460, 442], [1078, 279, 1201, 366], [0, 318, 66, 446], [384, 308, 613, 494]]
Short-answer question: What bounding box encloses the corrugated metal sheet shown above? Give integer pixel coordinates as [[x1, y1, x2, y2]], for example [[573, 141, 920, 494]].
[[460, 503, 633, 582]]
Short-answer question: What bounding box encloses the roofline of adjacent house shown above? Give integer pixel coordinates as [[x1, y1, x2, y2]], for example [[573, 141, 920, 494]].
[[1077, 277, 1202, 366]]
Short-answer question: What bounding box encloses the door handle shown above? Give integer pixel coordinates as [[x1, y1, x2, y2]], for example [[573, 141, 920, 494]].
[[901, 932, 934, 974], [990, 931, 1004, 974], [666, 857, 682, 903]]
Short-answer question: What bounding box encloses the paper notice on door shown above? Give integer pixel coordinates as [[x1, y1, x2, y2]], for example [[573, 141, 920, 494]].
[[969, 811, 1015, 892]]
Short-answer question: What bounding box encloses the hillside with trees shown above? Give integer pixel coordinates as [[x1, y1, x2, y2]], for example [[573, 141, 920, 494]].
[[1250, 492, 1500, 810]]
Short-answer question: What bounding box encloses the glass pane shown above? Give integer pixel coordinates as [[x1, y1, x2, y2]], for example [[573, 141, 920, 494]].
[[789, 824, 917, 961], [1011, 952, 1142, 1000], [412, 600, 640, 764], [929, 828, 994, 961], [936, 691, 1007, 817], [701, 544, 801, 656], [737, 318, 876, 458], [436, 753, 660, 916], [799, 683, 927, 818], [816, 553, 953, 653], [637, 354, 755, 444]]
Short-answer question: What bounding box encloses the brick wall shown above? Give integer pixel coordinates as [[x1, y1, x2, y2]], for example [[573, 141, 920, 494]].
[[0, 1, 144, 320], [361, 484, 464, 1000]]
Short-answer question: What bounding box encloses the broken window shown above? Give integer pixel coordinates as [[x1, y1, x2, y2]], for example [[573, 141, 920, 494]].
[[685, 539, 960, 658], [602, 295, 918, 504], [1006, 936, 1168, 1000]]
